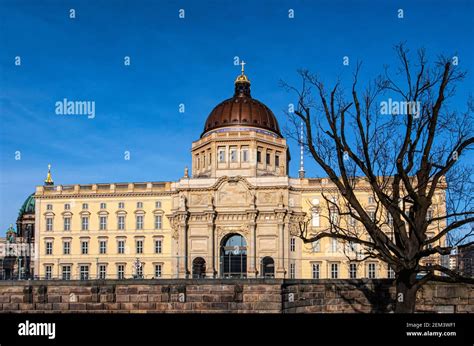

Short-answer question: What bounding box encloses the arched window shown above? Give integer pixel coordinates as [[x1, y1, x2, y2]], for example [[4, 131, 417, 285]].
[[261, 257, 275, 278], [220, 234, 247, 278], [192, 257, 206, 279]]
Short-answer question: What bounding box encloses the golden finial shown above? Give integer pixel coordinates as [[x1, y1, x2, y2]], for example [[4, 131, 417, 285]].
[[44, 163, 54, 185], [235, 60, 250, 84]]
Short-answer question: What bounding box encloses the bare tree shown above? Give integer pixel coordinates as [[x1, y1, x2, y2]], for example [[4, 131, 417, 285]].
[[282, 44, 474, 313]]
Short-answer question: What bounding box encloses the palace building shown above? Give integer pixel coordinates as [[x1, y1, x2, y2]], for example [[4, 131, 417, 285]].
[[30, 65, 446, 280]]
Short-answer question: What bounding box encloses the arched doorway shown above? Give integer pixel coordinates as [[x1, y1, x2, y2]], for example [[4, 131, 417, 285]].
[[261, 257, 275, 278], [192, 257, 206, 278], [220, 233, 247, 278]]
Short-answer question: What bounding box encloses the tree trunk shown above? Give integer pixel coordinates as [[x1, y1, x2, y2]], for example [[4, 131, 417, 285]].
[[394, 270, 419, 313]]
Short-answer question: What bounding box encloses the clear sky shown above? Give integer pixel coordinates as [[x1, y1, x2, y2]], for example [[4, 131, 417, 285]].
[[0, 0, 473, 234]]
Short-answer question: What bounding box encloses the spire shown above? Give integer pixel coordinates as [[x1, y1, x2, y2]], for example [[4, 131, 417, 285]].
[[299, 122, 305, 178], [44, 164, 54, 186], [234, 60, 251, 97]]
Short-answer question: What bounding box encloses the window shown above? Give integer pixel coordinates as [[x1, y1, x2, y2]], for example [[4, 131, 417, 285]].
[[46, 217, 53, 231], [368, 196, 375, 204], [388, 266, 395, 279], [64, 203, 70, 210], [46, 241, 53, 255], [349, 216, 356, 227], [136, 265, 143, 278], [312, 210, 320, 227], [368, 211, 376, 221], [331, 263, 339, 279], [99, 216, 107, 230], [312, 240, 320, 252], [82, 203, 88, 210], [117, 265, 125, 279], [426, 210, 433, 221], [63, 241, 70, 255], [80, 265, 89, 280], [155, 264, 162, 278], [241, 148, 249, 162], [137, 202, 143, 209], [230, 147, 237, 162], [45, 265, 52, 280], [275, 154, 280, 167], [290, 237, 296, 252], [118, 216, 125, 230], [99, 240, 107, 254], [368, 263, 376, 279], [62, 265, 71, 280], [257, 150, 262, 163], [81, 216, 89, 231], [195, 155, 200, 169], [81, 241, 89, 255], [155, 239, 162, 254], [136, 215, 144, 230], [218, 147, 226, 163], [330, 208, 338, 224], [155, 215, 162, 229], [266, 152, 271, 165], [290, 263, 296, 279], [98, 264, 107, 279], [100, 202, 106, 209], [136, 240, 143, 254], [47, 204, 53, 210], [349, 263, 357, 279], [208, 152, 212, 165], [64, 217, 71, 231], [155, 201, 162, 208], [331, 238, 338, 253], [118, 202, 125, 209], [312, 263, 320, 279], [118, 240, 125, 254]]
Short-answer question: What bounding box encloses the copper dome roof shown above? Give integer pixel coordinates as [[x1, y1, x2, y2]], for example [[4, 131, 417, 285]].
[[201, 69, 282, 138]]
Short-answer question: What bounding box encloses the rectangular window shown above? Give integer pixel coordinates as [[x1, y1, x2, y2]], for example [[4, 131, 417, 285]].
[[118, 202, 125, 209], [241, 148, 249, 162], [81, 217, 89, 231], [99, 240, 107, 254], [62, 265, 71, 280], [312, 210, 320, 227], [118, 240, 125, 254], [368, 196, 375, 204], [275, 154, 280, 167], [155, 239, 162, 254], [290, 263, 296, 279], [81, 241, 88, 255], [63, 241, 70, 255], [368, 263, 376, 279], [368, 211, 376, 221], [331, 263, 339, 279], [80, 265, 89, 280], [257, 150, 262, 163], [47, 204, 53, 210], [46, 217, 53, 231], [100, 202, 106, 209], [46, 241, 53, 255], [155, 264, 162, 278], [136, 215, 144, 230], [349, 216, 356, 227], [99, 216, 107, 230], [136, 201, 143, 209], [45, 265, 52, 280], [64, 217, 71, 231], [218, 148, 226, 163], [331, 238, 338, 253], [64, 203, 70, 210], [349, 263, 357, 279], [136, 240, 143, 254], [330, 208, 338, 224], [98, 264, 107, 279], [266, 152, 271, 165], [230, 147, 237, 162], [388, 213, 394, 228], [155, 201, 161, 208], [155, 215, 162, 229], [426, 210, 433, 221], [290, 237, 296, 252], [118, 216, 125, 230], [312, 263, 320, 279], [117, 265, 125, 279], [311, 240, 320, 252], [82, 203, 88, 210]]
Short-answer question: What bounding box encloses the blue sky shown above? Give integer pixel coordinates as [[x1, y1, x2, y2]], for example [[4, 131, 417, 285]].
[[0, 0, 473, 234]]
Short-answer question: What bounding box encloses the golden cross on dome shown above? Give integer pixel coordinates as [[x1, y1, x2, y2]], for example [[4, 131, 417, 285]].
[[45, 163, 54, 185], [240, 60, 246, 74]]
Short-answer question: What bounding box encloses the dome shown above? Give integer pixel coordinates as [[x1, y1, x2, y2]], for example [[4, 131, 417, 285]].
[[19, 193, 35, 216], [201, 68, 282, 138]]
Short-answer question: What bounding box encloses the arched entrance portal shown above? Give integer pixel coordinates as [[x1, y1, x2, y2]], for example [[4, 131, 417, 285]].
[[220, 234, 247, 278], [192, 257, 206, 278], [261, 257, 275, 278]]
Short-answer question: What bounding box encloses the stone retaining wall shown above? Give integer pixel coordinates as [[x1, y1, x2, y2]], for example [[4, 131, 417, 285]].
[[0, 279, 471, 313]]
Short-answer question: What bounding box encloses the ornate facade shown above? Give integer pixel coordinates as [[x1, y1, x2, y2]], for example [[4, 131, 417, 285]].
[[33, 66, 445, 280]]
